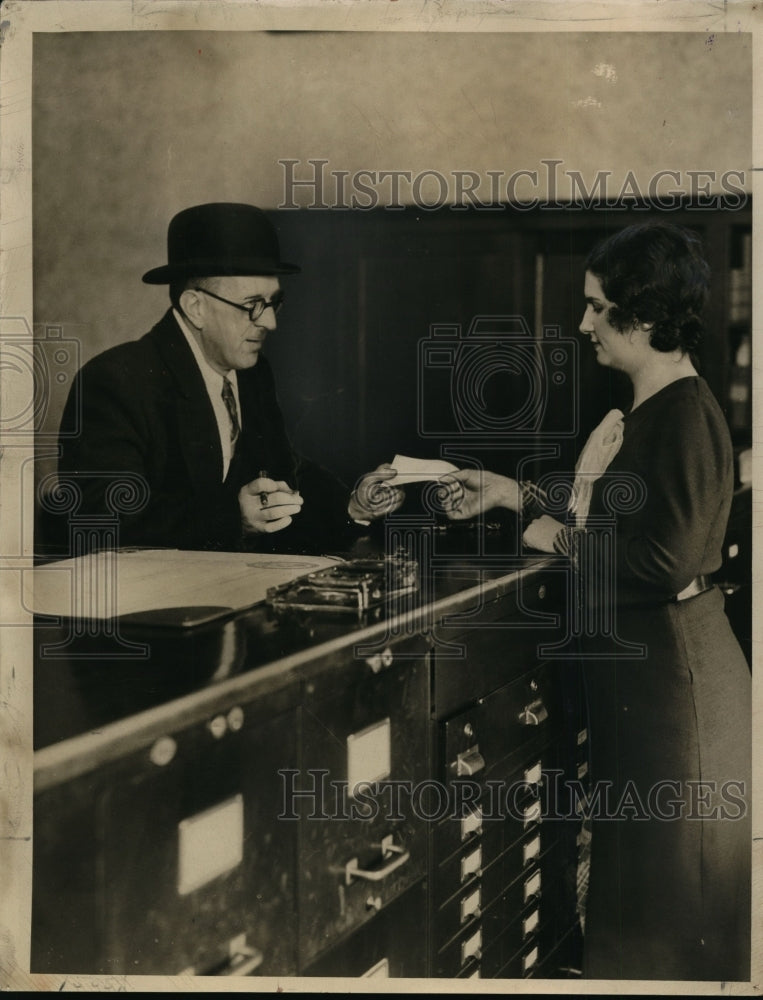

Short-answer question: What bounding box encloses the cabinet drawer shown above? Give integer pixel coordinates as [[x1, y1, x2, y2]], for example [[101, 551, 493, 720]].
[[77, 704, 297, 976], [298, 653, 429, 966], [442, 662, 566, 788], [433, 786, 545, 911], [300, 881, 428, 978], [434, 838, 487, 911], [434, 738, 564, 866], [433, 882, 484, 951], [441, 915, 554, 981], [496, 918, 558, 979], [435, 918, 487, 978], [432, 802, 488, 866], [434, 847, 503, 933], [480, 846, 559, 954], [436, 879, 549, 979], [433, 572, 563, 718], [434, 829, 560, 958]]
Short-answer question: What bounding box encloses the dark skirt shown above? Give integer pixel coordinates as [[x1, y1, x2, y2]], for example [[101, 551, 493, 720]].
[[581, 586, 751, 980]]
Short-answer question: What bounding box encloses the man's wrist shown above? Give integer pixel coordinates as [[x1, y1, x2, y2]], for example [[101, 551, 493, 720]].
[[347, 491, 372, 525]]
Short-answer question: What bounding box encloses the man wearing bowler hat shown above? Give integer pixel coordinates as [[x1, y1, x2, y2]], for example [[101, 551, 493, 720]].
[[57, 202, 398, 552]]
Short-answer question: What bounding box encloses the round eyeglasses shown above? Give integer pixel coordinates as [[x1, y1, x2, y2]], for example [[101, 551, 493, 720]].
[[194, 287, 284, 322]]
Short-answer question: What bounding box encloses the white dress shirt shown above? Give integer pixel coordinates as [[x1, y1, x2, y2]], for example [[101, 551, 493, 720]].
[[174, 308, 241, 481]]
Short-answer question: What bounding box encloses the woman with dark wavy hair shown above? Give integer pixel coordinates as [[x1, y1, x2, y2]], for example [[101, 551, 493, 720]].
[[444, 221, 751, 981]]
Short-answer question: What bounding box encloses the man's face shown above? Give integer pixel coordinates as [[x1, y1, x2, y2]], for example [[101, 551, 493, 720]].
[[193, 275, 281, 373]]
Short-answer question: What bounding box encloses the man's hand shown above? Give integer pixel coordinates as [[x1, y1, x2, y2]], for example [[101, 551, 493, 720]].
[[239, 476, 304, 535], [348, 464, 405, 522], [440, 469, 522, 521], [522, 514, 564, 553]]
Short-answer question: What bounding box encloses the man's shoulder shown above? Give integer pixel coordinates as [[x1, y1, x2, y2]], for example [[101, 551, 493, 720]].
[[79, 311, 179, 382]]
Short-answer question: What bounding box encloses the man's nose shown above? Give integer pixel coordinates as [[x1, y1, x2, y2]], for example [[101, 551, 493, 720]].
[[257, 306, 278, 331]]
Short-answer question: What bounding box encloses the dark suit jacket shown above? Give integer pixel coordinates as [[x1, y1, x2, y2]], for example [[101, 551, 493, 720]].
[[56, 310, 355, 553]]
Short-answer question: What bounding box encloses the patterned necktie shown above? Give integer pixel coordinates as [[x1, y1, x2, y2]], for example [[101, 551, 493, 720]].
[[221, 375, 240, 445]]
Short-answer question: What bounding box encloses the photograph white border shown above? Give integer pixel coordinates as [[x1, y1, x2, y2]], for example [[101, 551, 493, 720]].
[[0, 1, 759, 994]]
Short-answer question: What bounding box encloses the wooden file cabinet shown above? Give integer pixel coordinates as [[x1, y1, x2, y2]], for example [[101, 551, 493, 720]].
[[32, 560, 584, 980]]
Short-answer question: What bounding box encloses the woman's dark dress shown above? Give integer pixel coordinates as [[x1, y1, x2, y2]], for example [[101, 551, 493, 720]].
[[579, 377, 751, 980]]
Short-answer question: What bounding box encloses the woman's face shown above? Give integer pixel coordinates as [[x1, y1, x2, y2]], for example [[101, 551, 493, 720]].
[[579, 271, 638, 372]]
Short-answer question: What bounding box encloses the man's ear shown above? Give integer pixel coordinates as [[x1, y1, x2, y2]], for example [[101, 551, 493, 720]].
[[178, 287, 204, 327]]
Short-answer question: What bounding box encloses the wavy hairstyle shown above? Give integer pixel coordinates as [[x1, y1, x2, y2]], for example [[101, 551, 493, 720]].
[[585, 222, 710, 353]]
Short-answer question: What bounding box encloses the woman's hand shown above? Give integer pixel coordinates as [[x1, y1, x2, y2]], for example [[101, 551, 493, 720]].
[[522, 514, 565, 553], [440, 469, 522, 520], [348, 464, 405, 522]]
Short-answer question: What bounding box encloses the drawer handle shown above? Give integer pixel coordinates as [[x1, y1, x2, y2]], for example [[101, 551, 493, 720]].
[[523, 908, 540, 938], [518, 698, 548, 726], [461, 845, 483, 882], [345, 836, 410, 885], [221, 943, 264, 977], [460, 887, 481, 924], [524, 870, 542, 903], [461, 928, 482, 965], [461, 807, 483, 840], [522, 943, 539, 974], [523, 834, 541, 865], [461, 957, 481, 978], [185, 935, 263, 977], [523, 798, 542, 828], [451, 745, 485, 777], [524, 760, 543, 786]]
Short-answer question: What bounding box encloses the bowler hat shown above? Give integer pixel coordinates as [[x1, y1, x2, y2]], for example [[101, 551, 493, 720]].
[[141, 202, 300, 283]]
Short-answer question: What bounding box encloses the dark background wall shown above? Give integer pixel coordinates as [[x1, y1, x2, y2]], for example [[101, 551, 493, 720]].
[[263, 205, 751, 489], [32, 30, 751, 491]]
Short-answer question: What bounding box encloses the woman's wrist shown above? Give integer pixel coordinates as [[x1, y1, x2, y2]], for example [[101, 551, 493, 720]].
[[484, 475, 520, 512], [552, 524, 584, 565], [518, 480, 546, 521]]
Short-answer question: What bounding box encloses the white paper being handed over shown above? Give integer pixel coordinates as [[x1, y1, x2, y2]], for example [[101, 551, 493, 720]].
[[386, 454, 459, 486]]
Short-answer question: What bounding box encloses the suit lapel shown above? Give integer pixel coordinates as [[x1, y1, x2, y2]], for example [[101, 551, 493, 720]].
[[149, 310, 224, 490]]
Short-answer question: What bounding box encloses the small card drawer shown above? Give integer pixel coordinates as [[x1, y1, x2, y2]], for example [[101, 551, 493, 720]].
[[435, 920, 485, 978]]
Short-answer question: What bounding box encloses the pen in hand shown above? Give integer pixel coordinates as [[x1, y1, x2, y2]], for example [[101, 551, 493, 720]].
[[256, 470, 299, 510], [258, 469, 270, 507]]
